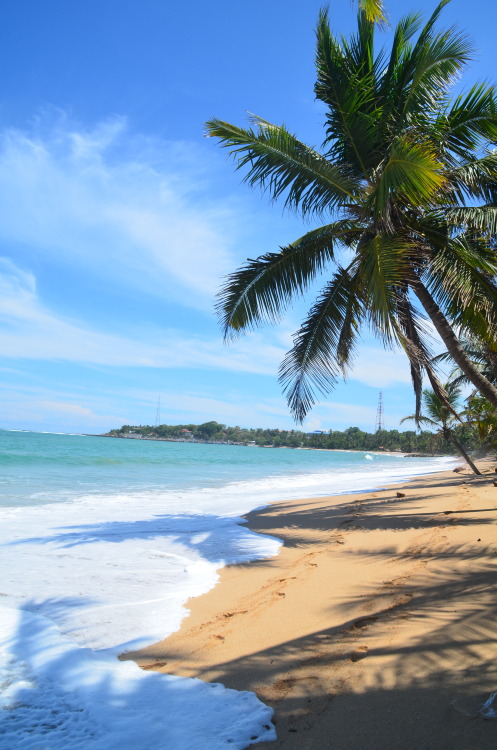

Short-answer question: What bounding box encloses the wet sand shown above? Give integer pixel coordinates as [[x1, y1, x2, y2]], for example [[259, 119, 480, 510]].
[[126, 461, 497, 749]]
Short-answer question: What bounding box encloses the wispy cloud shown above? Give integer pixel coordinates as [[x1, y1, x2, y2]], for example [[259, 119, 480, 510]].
[[0, 115, 240, 307], [0, 258, 285, 374], [0, 391, 126, 432], [347, 346, 412, 387], [0, 378, 402, 434]]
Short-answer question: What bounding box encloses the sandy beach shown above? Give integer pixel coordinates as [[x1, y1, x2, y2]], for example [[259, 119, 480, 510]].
[[126, 461, 497, 749]]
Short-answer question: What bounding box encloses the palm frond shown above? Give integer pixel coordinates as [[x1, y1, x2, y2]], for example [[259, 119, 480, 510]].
[[446, 151, 497, 203], [390, 3, 474, 126], [411, 0, 452, 52], [433, 335, 497, 389], [373, 136, 444, 219], [314, 9, 381, 175], [382, 11, 422, 85], [205, 117, 359, 217], [400, 413, 439, 428], [278, 268, 365, 423], [395, 294, 435, 420], [434, 84, 497, 157], [445, 206, 497, 235], [216, 221, 358, 338], [423, 381, 461, 422], [427, 235, 497, 328], [357, 234, 409, 342]]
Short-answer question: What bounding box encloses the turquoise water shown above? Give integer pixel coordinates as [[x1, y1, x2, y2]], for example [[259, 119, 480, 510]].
[[0, 429, 455, 508], [0, 429, 456, 748]]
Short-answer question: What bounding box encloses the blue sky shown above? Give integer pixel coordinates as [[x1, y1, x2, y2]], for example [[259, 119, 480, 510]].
[[0, 0, 494, 434]]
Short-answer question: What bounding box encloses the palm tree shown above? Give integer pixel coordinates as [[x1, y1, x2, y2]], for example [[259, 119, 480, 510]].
[[401, 385, 481, 474], [434, 334, 497, 389], [463, 393, 497, 454], [206, 1, 497, 423]]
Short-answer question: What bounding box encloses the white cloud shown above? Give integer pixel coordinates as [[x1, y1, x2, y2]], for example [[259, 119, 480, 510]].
[[302, 416, 323, 432], [0, 258, 285, 374], [0, 116, 240, 307], [0, 393, 125, 433], [0, 258, 430, 426], [0, 379, 290, 433], [319, 401, 377, 425], [348, 346, 412, 387]]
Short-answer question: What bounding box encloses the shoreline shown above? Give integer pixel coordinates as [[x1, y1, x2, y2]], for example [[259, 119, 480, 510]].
[[125, 459, 497, 749]]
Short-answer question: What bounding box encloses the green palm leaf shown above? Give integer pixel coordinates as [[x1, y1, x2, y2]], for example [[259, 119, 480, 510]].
[[434, 84, 497, 157], [279, 268, 365, 423], [315, 9, 382, 174], [427, 235, 497, 320], [402, 27, 474, 118], [446, 151, 497, 203], [444, 206, 497, 235], [216, 221, 359, 338], [395, 295, 434, 419], [205, 118, 359, 217], [373, 136, 444, 218], [356, 234, 409, 341]]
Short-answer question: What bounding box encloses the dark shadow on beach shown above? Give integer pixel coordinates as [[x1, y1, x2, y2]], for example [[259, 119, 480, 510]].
[[139, 540, 497, 749], [135, 469, 497, 749], [242, 473, 493, 546]]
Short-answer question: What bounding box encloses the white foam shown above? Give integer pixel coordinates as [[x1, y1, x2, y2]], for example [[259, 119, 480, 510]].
[[0, 500, 281, 651], [0, 606, 276, 749]]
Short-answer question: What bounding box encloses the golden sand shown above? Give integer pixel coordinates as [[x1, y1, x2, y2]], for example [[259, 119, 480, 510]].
[[125, 461, 497, 749]]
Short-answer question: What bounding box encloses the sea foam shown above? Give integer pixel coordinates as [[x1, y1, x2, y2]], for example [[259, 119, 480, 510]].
[[0, 606, 275, 749]]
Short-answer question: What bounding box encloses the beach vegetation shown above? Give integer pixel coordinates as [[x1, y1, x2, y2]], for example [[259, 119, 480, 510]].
[[401, 384, 481, 473], [206, 0, 497, 423], [463, 394, 497, 455], [435, 335, 497, 390], [106, 421, 473, 455]]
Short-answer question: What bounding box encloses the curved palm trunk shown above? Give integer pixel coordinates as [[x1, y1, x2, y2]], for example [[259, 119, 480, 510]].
[[442, 427, 481, 475], [413, 281, 497, 410]]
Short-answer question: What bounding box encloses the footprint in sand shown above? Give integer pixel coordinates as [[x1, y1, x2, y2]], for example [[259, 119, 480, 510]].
[[222, 610, 248, 619], [350, 646, 369, 662], [397, 593, 413, 605], [353, 615, 379, 629]]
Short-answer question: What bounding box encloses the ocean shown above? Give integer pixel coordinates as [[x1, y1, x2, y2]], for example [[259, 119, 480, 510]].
[[0, 430, 456, 749]]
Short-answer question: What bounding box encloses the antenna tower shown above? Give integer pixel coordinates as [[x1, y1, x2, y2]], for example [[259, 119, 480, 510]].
[[155, 395, 161, 427], [375, 391, 384, 432]]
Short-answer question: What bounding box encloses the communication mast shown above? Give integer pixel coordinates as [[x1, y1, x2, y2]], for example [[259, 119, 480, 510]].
[[375, 391, 384, 432], [155, 396, 161, 427]]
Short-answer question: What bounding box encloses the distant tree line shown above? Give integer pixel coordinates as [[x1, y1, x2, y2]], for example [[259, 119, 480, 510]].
[[104, 420, 483, 455]]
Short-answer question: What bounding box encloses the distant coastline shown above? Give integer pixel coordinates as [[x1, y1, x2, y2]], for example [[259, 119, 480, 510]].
[[100, 420, 453, 457], [101, 435, 436, 458]]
